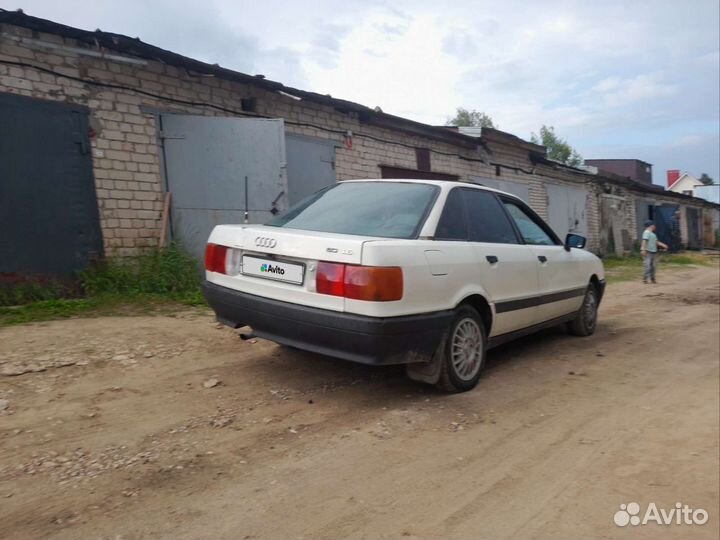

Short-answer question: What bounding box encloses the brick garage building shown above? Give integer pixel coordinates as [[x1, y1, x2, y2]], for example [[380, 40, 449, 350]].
[[1, 11, 717, 275]]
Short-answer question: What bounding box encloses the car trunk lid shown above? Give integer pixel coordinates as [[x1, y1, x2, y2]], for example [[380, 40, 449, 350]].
[[210, 224, 366, 265]]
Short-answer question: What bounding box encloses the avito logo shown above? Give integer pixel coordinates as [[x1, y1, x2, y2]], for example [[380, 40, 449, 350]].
[[260, 263, 285, 275], [614, 502, 709, 527]]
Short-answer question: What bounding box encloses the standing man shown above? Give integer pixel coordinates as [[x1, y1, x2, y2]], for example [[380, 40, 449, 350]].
[[641, 220, 668, 284]]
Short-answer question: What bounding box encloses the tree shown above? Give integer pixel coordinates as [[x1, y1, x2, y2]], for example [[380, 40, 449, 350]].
[[530, 125, 583, 167], [698, 173, 714, 185], [446, 108, 497, 129]]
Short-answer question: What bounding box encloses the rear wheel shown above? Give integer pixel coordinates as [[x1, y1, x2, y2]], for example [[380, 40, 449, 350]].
[[567, 284, 598, 336], [436, 305, 487, 392]]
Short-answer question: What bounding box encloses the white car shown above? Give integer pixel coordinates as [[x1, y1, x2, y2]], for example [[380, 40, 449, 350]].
[[203, 179, 605, 392]]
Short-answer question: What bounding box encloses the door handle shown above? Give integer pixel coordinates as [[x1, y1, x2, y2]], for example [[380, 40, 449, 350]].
[[538, 255, 547, 263], [486, 255, 499, 264]]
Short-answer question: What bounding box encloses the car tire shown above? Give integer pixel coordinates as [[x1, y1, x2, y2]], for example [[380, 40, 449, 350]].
[[567, 284, 598, 337], [436, 305, 487, 393]]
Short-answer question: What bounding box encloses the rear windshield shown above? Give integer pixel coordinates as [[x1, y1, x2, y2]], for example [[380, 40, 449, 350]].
[[266, 182, 439, 239]]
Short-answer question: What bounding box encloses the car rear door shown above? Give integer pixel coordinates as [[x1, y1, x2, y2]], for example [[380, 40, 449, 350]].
[[501, 198, 586, 321], [436, 188, 541, 336]]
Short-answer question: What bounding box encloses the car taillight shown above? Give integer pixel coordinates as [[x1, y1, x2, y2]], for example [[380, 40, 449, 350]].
[[316, 262, 403, 301], [205, 243, 228, 274], [345, 265, 403, 301], [316, 262, 346, 297]]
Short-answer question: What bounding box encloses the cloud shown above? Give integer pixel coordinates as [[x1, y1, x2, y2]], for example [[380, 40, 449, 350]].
[[309, 23, 352, 69], [377, 23, 406, 36], [303, 11, 462, 118], [363, 48, 386, 58], [312, 27, 347, 54], [442, 31, 478, 59], [670, 134, 705, 147], [597, 73, 679, 108]]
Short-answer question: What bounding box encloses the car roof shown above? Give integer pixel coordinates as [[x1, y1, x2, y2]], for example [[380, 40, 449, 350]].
[[339, 178, 522, 200]]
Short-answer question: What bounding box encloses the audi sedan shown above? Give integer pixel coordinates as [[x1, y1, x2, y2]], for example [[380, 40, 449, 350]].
[[202, 179, 605, 392]]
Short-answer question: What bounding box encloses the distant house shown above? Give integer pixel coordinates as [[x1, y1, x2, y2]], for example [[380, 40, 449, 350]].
[[667, 171, 703, 197]]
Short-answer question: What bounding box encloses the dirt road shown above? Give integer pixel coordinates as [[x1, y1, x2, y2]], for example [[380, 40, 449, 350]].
[[1, 264, 718, 540]]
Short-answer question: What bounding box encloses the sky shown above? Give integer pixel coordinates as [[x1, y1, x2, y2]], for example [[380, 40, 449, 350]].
[[10, 0, 720, 184]]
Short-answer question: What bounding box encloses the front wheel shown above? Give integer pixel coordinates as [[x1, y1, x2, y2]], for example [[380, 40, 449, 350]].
[[436, 305, 487, 392], [567, 285, 598, 336]]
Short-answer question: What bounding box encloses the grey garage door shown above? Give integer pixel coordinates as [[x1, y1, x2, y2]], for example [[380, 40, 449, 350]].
[[0, 93, 103, 277], [285, 134, 337, 205], [635, 199, 655, 238], [686, 207, 702, 249], [160, 115, 288, 262], [546, 183, 588, 239]]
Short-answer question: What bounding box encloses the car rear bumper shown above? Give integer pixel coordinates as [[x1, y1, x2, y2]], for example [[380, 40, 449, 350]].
[[202, 281, 452, 365]]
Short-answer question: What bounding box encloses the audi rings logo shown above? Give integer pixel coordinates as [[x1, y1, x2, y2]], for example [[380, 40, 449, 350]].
[[255, 237, 277, 248]]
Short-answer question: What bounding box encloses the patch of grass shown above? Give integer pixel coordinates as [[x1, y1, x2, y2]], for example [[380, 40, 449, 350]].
[[0, 277, 79, 306], [660, 253, 706, 265], [80, 244, 201, 296], [0, 293, 208, 326], [0, 297, 104, 325], [0, 245, 207, 326], [602, 255, 643, 270], [603, 251, 713, 283], [0, 296, 201, 326]]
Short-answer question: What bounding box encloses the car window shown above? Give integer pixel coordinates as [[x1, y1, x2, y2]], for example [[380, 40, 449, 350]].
[[462, 189, 519, 244], [435, 188, 467, 240], [266, 182, 438, 239], [503, 202, 555, 245]]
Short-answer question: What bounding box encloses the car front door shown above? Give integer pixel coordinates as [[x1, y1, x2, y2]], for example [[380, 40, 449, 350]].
[[440, 188, 542, 336], [502, 198, 586, 322]]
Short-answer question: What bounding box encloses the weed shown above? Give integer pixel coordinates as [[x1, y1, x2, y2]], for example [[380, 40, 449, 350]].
[[80, 244, 200, 296], [1, 244, 206, 326], [0, 276, 79, 306]]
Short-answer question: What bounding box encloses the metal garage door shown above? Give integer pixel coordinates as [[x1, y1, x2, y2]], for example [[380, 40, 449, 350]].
[[285, 134, 336, 206], [654, 204, 680, 250], [546, 183, 588, 239], [470, 177, 530, 203], [160, 115, 287, 262], [703, 211, 714, 247], [686, 207, 702, 249], [0, 93, 102, 277], [635, 199, 655, 238]]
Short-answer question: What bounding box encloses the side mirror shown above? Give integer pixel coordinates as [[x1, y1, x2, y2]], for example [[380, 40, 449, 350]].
[[565, 233, 586, 251]]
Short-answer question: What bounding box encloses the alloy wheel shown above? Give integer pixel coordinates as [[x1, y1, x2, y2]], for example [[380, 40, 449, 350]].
[[450, 317, 484, 381]]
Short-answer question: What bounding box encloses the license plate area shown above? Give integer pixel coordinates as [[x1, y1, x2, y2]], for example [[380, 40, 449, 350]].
[[241, 255, 305, 285]]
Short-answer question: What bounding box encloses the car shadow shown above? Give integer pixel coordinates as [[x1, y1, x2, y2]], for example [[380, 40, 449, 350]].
[[483, 326, 577, 373], [239, 323, 606, 404]]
